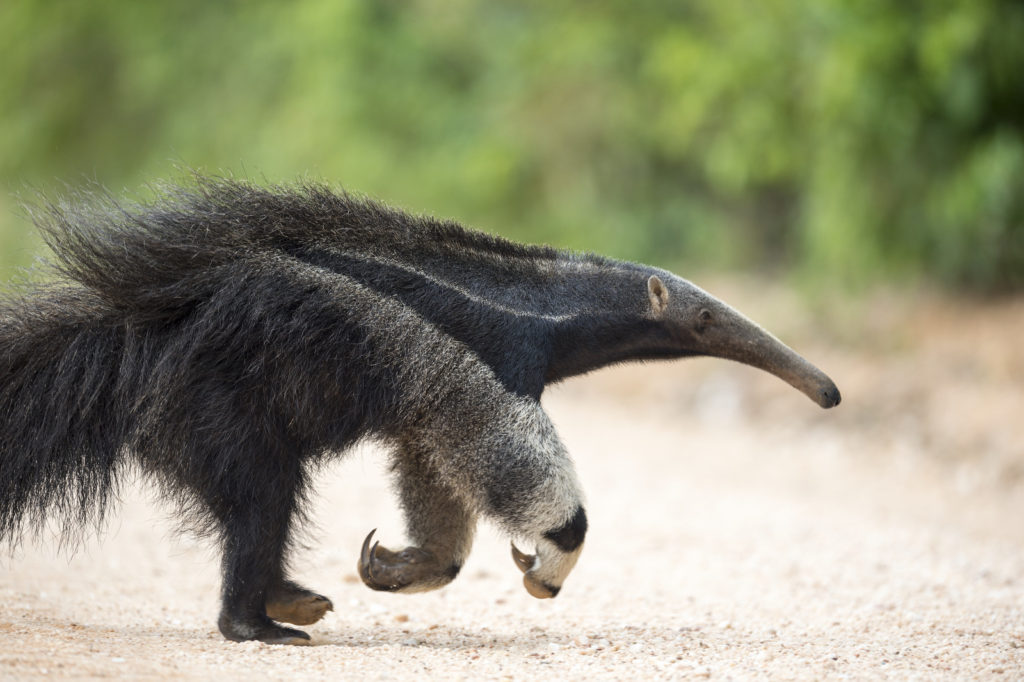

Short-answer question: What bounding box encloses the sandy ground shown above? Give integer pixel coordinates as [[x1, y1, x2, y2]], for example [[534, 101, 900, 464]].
[[2, 283, 1023, 680]]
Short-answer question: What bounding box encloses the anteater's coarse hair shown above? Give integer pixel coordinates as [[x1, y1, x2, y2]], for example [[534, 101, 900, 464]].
[[2, 178, 447, 543], [1, 177, 600, 644], [1, 175, 840, 644]]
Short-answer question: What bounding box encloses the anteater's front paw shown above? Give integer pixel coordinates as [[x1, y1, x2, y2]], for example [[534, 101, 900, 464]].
[[357, 529, 460, 593], [511, 543, 561, 598]]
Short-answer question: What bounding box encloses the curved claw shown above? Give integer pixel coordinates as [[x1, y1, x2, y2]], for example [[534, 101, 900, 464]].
[[510, 543, 536, 574], [511, 542, 562, 599], [357, 529, 454, 593], [359, 529, 376, 574], [358, 528, 399, 591], [523, 574, 559, 599]]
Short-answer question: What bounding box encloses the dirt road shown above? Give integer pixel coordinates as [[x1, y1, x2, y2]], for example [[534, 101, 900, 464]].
[[2, 286, 1023, 679]]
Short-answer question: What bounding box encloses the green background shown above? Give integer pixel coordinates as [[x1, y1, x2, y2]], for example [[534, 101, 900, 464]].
[[3, 0, 1022, 290]]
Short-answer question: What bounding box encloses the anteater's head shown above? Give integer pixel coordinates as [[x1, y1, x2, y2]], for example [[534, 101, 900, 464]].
[[646, 274, 841, 409]]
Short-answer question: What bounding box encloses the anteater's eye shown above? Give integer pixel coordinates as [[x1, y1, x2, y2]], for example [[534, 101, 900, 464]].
[[697, 308, 713, 330]]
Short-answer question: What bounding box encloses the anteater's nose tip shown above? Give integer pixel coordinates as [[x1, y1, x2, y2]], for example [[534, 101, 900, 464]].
[[820, 385, 842, 408]]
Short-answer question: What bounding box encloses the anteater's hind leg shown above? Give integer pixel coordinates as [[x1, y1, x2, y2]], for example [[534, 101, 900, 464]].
[[196, 448, 314, 645], [215, 500, 311, 643], [358, 442, 476, 593]]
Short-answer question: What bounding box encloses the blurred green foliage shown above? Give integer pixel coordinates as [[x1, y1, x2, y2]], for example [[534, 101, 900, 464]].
[[2, 0, 1022, 289]]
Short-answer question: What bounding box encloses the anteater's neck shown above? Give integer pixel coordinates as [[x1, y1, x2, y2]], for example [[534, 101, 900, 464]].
[[542, 260, 693, 385], [298, 235, 693, 394]]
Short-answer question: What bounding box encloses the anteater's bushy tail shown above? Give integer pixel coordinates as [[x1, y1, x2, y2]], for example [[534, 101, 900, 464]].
[[1, 175, 441, 546], [0, 177, 362, 546], [0, 178, 278, 544], [0, 284, 134, 547]]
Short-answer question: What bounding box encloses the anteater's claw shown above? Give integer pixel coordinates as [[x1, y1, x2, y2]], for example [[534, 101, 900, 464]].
[[360, 528, 377, 565], [358, 529, 398, 591], [510, 542, 561, 599], [357, 529, 446, 593], [265, 585, 334, 626], [358, 529, 375, 579], [511, 542, 536, 573]]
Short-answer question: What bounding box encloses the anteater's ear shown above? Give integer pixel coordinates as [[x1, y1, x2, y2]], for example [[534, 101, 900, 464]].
[[647, 275, 669, 316]]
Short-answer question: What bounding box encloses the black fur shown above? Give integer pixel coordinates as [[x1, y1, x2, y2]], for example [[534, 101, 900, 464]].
[[544, 506, 588, 553], [0, 176, 839, 643], [0, 178, 619, 642]]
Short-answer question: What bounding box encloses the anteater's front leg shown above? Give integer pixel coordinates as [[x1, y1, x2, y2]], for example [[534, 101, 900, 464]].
[[372, 400, 588, 599], [358, 443, 476, 593], [473, 403, 588, 599]]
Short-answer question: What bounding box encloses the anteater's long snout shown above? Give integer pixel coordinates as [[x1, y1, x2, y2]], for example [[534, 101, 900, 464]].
[[742, 336, 841, 409], [699, 301, 841, 409]]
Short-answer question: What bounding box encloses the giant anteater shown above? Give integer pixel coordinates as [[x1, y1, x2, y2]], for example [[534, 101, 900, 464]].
[[0, 177, 840, 644]]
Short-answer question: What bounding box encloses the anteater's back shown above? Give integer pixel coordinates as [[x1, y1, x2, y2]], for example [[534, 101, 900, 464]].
[[0, 177, 498, 545]]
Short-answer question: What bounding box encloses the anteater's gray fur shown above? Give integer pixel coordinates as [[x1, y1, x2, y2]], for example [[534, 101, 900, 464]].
[[0, 177, 840, 644]]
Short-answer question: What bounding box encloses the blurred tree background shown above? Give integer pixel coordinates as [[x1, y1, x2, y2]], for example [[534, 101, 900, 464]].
[[2, 0, 1022, 290]]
